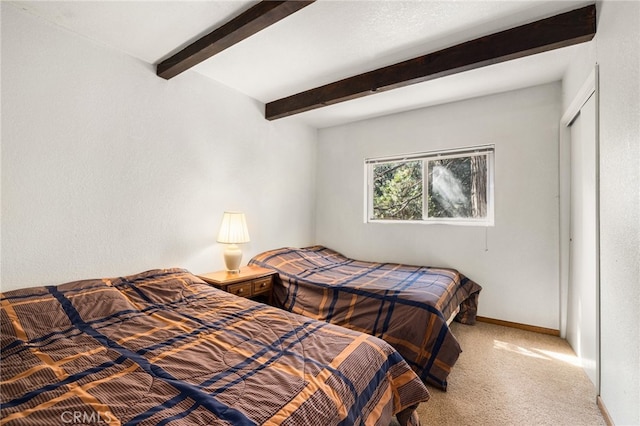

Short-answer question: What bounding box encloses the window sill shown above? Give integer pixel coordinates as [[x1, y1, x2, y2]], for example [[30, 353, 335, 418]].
[[366, 219, 494, 227]]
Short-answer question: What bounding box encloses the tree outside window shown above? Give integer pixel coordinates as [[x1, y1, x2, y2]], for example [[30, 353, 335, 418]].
[[372, 161, 422, 220], [367, 146, 494, 225]]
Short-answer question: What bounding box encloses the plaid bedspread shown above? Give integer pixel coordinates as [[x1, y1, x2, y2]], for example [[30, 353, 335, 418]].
[[249, 246, 482, 390], [1, 269, 430, 425]]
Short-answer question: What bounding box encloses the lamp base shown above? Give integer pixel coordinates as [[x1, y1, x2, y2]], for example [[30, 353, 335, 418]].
[[223, 244, 243, 273]]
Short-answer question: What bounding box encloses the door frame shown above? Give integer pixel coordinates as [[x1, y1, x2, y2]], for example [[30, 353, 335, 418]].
[[558, 64, 600, 393]]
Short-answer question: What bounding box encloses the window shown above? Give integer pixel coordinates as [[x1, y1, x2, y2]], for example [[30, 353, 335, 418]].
[[365, 145, 494, 225]]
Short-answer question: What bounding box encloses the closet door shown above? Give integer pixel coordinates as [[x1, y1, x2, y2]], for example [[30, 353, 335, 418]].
[[567, 92, 598, 387]]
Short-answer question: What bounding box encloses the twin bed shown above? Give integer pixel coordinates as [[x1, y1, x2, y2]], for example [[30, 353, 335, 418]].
[[1, 247, 481, 425], [249, 246, 482, 390], [1, 268, 429, 425]]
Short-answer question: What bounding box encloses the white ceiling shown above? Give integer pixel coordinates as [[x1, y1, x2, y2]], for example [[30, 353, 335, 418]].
[[10, 0, 593, 128]]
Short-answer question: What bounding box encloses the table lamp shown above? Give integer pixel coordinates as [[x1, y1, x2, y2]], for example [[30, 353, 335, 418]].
[[216, 211, 250, 273]]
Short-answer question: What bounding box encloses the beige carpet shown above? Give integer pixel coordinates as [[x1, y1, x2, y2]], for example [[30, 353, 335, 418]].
[[400, 321, 606, 426]]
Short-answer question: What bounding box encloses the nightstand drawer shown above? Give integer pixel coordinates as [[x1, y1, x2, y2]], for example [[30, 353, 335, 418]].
[[252, 277, 272, 295], [227, 282, 252, 297], [197, 266, 276, 303]]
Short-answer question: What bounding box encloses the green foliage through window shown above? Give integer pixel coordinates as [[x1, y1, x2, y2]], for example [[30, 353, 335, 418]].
[[367, 146, 494, 224], [372, 161, 422, 220]]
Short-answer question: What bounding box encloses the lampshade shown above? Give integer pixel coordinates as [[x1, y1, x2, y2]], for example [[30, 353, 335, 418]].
[[216, 212, 250, 244]]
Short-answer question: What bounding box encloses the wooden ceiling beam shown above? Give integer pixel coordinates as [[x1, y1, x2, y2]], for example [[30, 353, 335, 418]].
[[265, 4, 596, 120], [157, 1, 315, 80]]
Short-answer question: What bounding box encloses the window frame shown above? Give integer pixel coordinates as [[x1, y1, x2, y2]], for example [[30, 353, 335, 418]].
[[365, 145, 495, 226]]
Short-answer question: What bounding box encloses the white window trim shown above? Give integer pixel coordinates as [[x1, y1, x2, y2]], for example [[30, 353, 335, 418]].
[[364, 145, 495, 226]]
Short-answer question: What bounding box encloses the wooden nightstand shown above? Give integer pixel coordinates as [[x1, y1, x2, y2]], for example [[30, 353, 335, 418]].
[[197, 265, 276, 303]]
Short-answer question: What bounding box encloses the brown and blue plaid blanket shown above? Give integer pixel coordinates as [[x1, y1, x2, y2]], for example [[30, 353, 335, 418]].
[[1, 268, 430, 425], [249, 246, 482, 390]]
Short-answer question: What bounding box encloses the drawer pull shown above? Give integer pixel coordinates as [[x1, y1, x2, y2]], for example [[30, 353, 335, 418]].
[[237, 288, 244, 293]]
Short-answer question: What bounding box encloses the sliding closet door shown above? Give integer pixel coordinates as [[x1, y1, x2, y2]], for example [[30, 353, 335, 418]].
[[567, 92, 598, 387]]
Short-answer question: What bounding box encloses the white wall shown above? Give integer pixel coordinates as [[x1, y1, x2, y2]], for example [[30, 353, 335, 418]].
[[561, 1, 640, 424], [316, 83, 562, 330], [0, 4, 317, 291], [598, 1, 640, 423]]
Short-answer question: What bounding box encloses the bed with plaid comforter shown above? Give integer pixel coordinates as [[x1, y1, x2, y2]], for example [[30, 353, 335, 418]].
[[249, 246, 482, 390], [0, 268, 430, 425]]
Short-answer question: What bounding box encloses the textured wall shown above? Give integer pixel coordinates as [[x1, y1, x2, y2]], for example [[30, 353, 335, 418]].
[[316, 83, 562, 329], [596, 1, 640, 424], [1, 4, 317, 291]]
